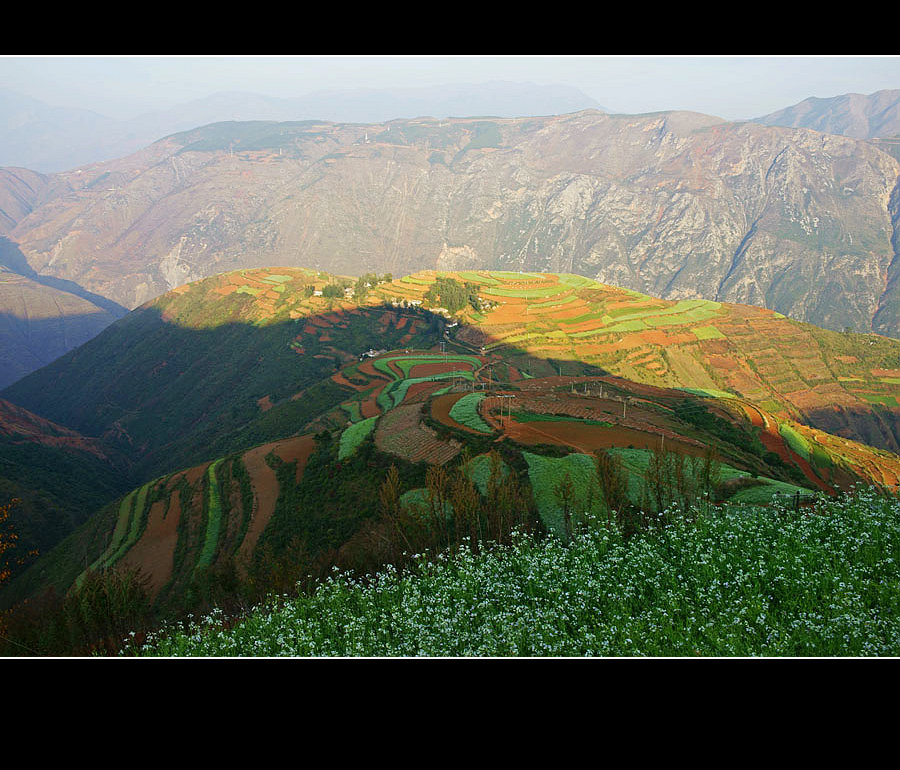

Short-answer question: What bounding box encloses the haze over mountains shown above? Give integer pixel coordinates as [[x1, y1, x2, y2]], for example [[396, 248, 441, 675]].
[[1, 83, 899, 389], [0, 82, 607, 173]]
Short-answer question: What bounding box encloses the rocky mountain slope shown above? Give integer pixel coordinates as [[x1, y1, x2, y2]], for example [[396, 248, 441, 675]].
[[4, 110, 899, 340]]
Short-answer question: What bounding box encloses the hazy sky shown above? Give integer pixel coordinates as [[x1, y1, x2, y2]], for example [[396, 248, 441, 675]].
[[3, 55, 899, 121]]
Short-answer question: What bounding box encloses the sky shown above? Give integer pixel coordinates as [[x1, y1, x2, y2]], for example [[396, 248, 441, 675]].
[[2, 55, 899, 122]]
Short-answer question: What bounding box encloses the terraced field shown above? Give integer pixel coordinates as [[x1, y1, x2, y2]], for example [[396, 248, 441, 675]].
[[70, 435, 318, 602], [364, 270, 900, 453]]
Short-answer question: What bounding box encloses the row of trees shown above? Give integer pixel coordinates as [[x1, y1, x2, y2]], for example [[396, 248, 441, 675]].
[[365, 441, 723, 568], [553, 444, 723, 541]]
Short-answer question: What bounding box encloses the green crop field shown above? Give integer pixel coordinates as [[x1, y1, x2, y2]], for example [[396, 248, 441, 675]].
[[693, 325, 726, 340], [449, 393, 493, 434], [463, 453, 511, 494], [195, 459, 225, 573], [457, 271, 501, 285], [483, 285, 570, 299], [779, 422, 812, 461], [531, 294, 580, 309], [378, 371, 473, 411], [339, 416, 378, 460], [511, 411, 613, 427], [523, 451, 601, 537], [489, 271, 546, 281]]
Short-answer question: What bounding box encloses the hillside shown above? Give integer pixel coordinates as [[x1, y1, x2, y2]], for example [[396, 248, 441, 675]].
[[7, 268, 900, 465], [0, 265, 124, 388], [5, 331, 898, 645], [0, 398, 130, 583], [4, 268, 900, 648], [3, 110, 900, 338]]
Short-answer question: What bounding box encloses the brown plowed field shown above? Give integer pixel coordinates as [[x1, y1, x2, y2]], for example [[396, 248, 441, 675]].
[[403, 380, 448, 404], [238, 444, 278, 564], [376, 402, 461, 464], [239, 434, 317, 562], [119, 482, 182, 599], [357, 359, 391, 380], [430, 392, 468, 431], [500, 418, 703, 456], [409, 361, 473, 378], [331, 372, 370, 391]]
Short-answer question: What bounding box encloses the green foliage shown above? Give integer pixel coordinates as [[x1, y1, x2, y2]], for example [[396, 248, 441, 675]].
[[673, 400, 767, 458], [1, 565, 152, 656], [423, 277, 480, 314]]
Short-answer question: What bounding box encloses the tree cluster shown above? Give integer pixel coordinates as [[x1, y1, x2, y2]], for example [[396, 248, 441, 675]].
[[423, 277, 480, 314]]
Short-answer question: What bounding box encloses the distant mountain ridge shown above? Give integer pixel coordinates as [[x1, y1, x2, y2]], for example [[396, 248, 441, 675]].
[[753, 88, 900, 140], [0, 82, 605, 173]]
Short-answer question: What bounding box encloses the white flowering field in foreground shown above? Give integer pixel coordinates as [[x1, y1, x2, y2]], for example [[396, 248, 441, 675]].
[[131, 488, 900, 657]]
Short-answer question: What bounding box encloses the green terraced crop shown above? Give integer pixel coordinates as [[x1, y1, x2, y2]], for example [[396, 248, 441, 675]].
[[779, 423, 812, 462], [523, 451, 601, 537], [570, 319, 649, 337], [457, 271, 501, 285], [341, 401, 363, 423], [559, 311, 609, 325], [106, 480, 153, 567], [339, 416, 378, 460], [195, 459, 225, 573], [692, 325, 726, 340], [449, 393, 493, 434], [678, 387, 738, 399], [389, 355, 482, 378], [531, 294, 580, 309], [483, 285, 570, 299], [489, 271, 546, 281], [557, 274, 596, 289], [511, 411, 613, 427], [378, 371, 474, 411]]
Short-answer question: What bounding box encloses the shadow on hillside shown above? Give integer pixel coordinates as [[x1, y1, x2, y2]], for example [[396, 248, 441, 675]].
[[0, 237, 128, 318], [4, 285, 900, 482], [0, 311, 126, 390]]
